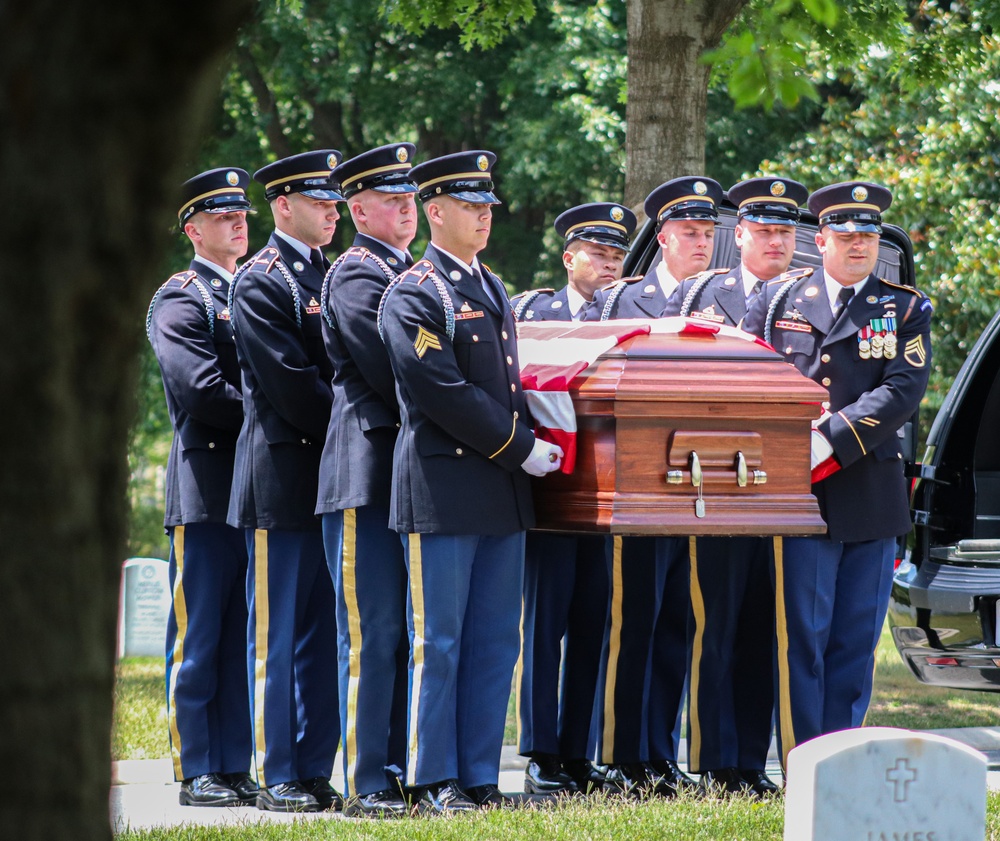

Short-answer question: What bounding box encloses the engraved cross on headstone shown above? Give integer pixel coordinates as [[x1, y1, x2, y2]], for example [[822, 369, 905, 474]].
[[885, 758, 918, 802]]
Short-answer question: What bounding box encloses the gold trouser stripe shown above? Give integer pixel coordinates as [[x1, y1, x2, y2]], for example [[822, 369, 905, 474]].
[[773, 536, 796, 768], [687, 537, 705, 772], [167, 526, 188, 780], [514, 588, 526, 749], [601, 537, 624, 763], [253, 529, 271, 787], [406, 534, 426, 783], [342, 510, 362, 793]]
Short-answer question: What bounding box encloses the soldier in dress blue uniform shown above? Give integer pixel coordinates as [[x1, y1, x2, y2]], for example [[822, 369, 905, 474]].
[[147, 168, 257, 808], [511, 202, 636, 796], [315, 143, 418, 818], [663, 176, 809, 797], [378, 150, 564, 812], [227, 151, 344, 812], [743, 181, 932, 767], [585, 176, 723, 321], [587, 178, 724, 798]]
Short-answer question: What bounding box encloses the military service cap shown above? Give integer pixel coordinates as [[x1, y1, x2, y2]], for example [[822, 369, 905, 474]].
[[254, 150, 344, 202], [411, 150, 501, 205], [334, 143, 418, 199], [178, 167, 253, 227], [644, 176, 724, 227], [728, 176, 808, 226], [808, 181, 892, 234], [555, 202, 637, 252]]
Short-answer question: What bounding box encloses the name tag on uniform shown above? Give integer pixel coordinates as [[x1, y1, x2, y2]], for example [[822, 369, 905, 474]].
[[455, 310, 485, 320], [775, 319, 812, 333]]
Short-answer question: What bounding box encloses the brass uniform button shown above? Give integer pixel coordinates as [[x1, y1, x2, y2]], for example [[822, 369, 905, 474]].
[[821, 377, 831, 387], [455, 448, 463, 455], [821, 353, 831, 363]]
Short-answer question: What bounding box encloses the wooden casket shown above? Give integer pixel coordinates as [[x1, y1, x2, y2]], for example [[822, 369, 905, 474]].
[[517, 318, 829, 536]]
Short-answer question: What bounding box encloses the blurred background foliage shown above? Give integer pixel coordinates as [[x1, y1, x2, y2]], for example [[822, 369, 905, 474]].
[[129, 0, 1000, 558]]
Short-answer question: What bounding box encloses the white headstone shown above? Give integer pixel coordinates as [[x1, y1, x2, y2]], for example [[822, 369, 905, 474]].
[[784, 727, 987, 841], [118, 557, 171, 658]]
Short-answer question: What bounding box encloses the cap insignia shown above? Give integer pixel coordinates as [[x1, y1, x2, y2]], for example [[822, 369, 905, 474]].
[[694, 181, 708, 195], [611, 206, 625, 222], [771, 181, 786, 197], [476, 155, 489, 172], [396, 147, 408, 163], [852, 185, 868, 202], [326, 154, 338, 170], [226, 171, 240, 186]]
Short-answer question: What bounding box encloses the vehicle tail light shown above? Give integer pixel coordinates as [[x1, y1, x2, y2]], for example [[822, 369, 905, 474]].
[[926, 656, 958, 666]]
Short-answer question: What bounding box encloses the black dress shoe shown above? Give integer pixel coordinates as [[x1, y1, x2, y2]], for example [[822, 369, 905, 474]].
[[343, 788, 410, 818], [419, 779, 479, 813], [178, 773, 240, 807], [647, 759, 698, 795], [301, 776, 344, 811], [466, 783, 517, 809], [698, 768, 752, 798], [222, 772, 259, 805], [739, 768, 781, 797], [256, 781, 320, 812], [562, 758, 606, 795], [524, 755, 575, 795], [602, 763, 652, 798]]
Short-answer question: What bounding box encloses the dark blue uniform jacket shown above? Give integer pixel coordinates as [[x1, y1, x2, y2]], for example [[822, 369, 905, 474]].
[[379, 243, 536, 535], [228, 234, 334, 530], [663, 267, 744, 323], [743, 270, 932, 543], [148, 260, 243, 525], [316, 235, 405, 514]]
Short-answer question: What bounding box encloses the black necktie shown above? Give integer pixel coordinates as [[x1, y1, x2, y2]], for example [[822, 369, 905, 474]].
[[403, 252, 414, 268], [747, 279, 765, 303], [835, 285, 853, 316], [311, 248, 328, 275], [474, 267, 499, 312]]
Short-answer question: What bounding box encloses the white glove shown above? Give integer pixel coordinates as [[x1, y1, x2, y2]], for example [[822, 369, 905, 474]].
[[810, 428, 834, 469], [521, 438, 564, 477], [811, 408, 832, 430]]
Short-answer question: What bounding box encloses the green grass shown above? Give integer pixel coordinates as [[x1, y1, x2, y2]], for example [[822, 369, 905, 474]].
[[112, 629, 1000, 840], [114, 657, 170, 761], [114, 621, 999, 762], [113, 792, 1000, 840]]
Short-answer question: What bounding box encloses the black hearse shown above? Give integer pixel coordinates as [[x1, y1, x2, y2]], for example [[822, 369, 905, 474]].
[[888, 311, 1000, 692]]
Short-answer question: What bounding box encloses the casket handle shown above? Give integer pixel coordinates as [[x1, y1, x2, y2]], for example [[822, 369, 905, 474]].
[[689, 452, 702, 487], [735, 451, 748, 487]]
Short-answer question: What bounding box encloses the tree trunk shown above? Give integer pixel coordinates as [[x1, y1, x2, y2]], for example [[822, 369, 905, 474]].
[[625, 0, 749, 213], [0, 2, 252, 838]]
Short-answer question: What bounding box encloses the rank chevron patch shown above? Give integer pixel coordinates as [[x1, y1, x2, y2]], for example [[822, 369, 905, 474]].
[[413, 326, 442, 359], [904, 335, 927, 368]]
